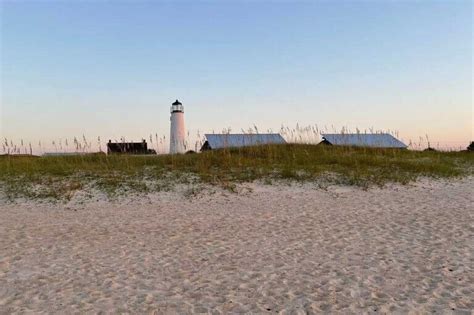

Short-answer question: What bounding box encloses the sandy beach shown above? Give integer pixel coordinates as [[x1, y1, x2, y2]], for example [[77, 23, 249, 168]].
[[0, 178, 473, 314]]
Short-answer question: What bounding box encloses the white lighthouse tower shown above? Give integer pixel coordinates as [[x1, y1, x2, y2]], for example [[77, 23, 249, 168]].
[[169, 99, 186, 154]]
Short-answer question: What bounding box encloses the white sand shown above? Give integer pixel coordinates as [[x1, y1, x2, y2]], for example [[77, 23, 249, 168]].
[[0, 178, 473, 314]]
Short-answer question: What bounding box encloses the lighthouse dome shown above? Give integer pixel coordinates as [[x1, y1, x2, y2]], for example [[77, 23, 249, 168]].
[[171, 99, 184, 113]]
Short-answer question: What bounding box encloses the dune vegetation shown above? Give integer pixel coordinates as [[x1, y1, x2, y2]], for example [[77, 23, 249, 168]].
[[1, 143, 473, 201]]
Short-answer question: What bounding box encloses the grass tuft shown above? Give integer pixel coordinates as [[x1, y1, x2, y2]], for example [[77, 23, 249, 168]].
[[0, 144, 472, 200]]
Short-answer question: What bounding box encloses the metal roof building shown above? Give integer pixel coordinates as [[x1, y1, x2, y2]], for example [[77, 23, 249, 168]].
[[320, 133, 407, 149], [201, 134, 286, 151]]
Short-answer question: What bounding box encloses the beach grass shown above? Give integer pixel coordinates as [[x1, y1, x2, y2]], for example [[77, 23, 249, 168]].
[[1, 144, 473, 200]]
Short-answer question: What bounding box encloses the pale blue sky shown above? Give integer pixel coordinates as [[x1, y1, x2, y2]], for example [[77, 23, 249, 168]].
[[1, 0, 472, 151]]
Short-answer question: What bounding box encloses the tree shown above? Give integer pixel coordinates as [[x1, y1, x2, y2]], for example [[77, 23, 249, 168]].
[[467, 142, 474, 152]]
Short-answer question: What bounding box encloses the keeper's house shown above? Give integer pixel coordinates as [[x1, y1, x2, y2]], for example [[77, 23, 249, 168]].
[[320, 133, 407, 149], [201, 134, 286, 151], [107, 140, 156, 155]]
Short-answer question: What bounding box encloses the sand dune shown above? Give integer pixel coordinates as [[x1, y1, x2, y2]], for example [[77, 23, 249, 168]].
[[1, 178, 473, 314]]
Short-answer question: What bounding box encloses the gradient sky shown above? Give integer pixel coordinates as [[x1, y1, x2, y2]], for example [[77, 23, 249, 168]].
[[1, 0, 472, 151]]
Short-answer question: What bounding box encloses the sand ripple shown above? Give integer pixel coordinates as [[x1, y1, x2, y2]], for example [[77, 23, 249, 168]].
[[1, 178, 473, 313]]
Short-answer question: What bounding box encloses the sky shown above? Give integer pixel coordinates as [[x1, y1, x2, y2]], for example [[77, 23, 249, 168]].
[[1, 0, 472, 152]]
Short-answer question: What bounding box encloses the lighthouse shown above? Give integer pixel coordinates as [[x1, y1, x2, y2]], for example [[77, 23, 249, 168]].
[[169, 99, 186, 154]]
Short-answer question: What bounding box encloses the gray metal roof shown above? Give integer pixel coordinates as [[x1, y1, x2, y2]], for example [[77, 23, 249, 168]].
[[321, 133, 407, 148], [204, 133, 286, 150]]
